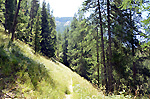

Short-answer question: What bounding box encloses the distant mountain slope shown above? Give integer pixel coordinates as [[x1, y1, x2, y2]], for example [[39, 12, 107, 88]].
[[55, 17, 73, 33]]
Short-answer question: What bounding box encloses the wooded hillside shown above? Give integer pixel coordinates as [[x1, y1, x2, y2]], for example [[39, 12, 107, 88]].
[[0, 0, 150, 98]]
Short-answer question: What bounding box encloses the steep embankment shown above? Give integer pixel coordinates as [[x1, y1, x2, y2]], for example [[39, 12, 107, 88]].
[[0, 28, 126, 98]]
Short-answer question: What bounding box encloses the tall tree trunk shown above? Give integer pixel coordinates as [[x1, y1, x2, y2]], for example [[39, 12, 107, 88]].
[[10, 0, 22, 41], [97, 0, 107, 89], [34, 15, 39, 54], [96, 27, 100, 87], [34, 18, 37, 54], [129, 10, 136, 80], [29, 5, 34, 43], [5, 0, 7, 32], [132, 39, 136, 81], [107, 0, 113, 92], [35, 33, 37, 54]]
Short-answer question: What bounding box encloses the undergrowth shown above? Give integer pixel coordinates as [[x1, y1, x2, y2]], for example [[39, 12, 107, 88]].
[[0, 31, 64, 98]]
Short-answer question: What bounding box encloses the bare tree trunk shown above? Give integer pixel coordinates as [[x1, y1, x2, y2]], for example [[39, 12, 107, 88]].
[[97, 0, 107, 89], [34, 15, 39, 54], [107, 0, 113, 92], [129, 10, 136, 80], [10, 0, 22, 41], [5, 0, 8, 32], [29, 9, 34, 43], [129, 10, 137, 96], [96, 28, 100, 87]]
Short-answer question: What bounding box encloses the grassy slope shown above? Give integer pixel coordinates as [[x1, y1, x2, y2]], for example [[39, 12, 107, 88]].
[[0, 28, 126, 98]]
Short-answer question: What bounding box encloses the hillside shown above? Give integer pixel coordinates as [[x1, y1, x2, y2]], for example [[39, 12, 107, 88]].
[[1, 0, 150, 98], [55, 17, 73, 33], [0, 27, 129, 99]]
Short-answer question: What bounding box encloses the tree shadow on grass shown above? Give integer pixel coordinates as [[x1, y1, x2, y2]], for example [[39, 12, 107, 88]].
[[0, 43, 54, 98]]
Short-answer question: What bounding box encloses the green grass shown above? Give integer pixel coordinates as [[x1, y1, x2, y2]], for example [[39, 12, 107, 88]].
[[0, 27, 128, 98]]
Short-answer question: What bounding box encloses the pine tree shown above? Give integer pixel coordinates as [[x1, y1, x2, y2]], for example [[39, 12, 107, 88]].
[[40, 1, 56, 58], [28, 0, 39, 45], [15, 0, 31, 41], [5, 0, 16, 33], [110, 0, 144, 93], [10, 0, 22, 41], [97, 0, 107, 88], [34, 11, 41, 54], [0, 0, 4, 25], [96, 27, 100, 87], [68, 16, 92, 80], [62, 28, 69, 67], [67, 17, 79, 68], [47, 2, 56, 57], [41, 1, 50, 57], [83, 0, 108, 88], [107, 0, 113, 92], [56, 32, 63, 61]]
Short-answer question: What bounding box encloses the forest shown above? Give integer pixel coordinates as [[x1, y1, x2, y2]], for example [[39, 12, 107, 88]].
[[0, 0, 150, 98]]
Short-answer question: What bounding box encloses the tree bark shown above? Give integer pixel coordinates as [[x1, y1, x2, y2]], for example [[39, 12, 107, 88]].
[[97, 0, 107, 88], [129, 10, 136, 80], [5, 0, 8, 32], [107, 0, 113, 92], [96, 28, 100, 87], [11, 0, 22, 41]]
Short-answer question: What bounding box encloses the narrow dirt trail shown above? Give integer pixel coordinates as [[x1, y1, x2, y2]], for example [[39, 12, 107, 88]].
[[65, 78, 73, 99]]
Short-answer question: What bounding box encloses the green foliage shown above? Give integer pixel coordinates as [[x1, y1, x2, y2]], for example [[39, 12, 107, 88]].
[[0, 0, 4, 25], [120, 0, 150, 39], [120, 0, 143, 9], [0, 37, 52, 98], [1, 0, 150, 98], [56, 32, 63, 62], [67, 16, 97, 81], [4, 0, 16, 32], [40, 1, 56, 58], [33, 12, 41, 54], [0, 31, 114, 99], [15, 0, 31, 42], [66, 0, 150, 97], [141, 4, 150, 35], [26, 0, 39, 45], [62, 28, 69, 66]]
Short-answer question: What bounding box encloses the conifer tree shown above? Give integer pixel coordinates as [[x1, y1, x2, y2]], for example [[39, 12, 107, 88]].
[[68, 16, 92, 80], [62, 28, 69, 67], [10, 0, 22, 41], [96, 27, 100, 86], [107, 0, 113, 92], [0, 0, 4, 25], [15, 0, 31, 41], [34, 11, 41, 54], [83, 0, 108, 88], [67, 16, 79, 68], [5, 0, 16, 33], [40, 1, 56, 58], [27, 0, 39, 45], [41, 1, 50, 57], [56, 32, 63, 61], [97, 0, 107, 88], [47, 2, 56, 57]]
